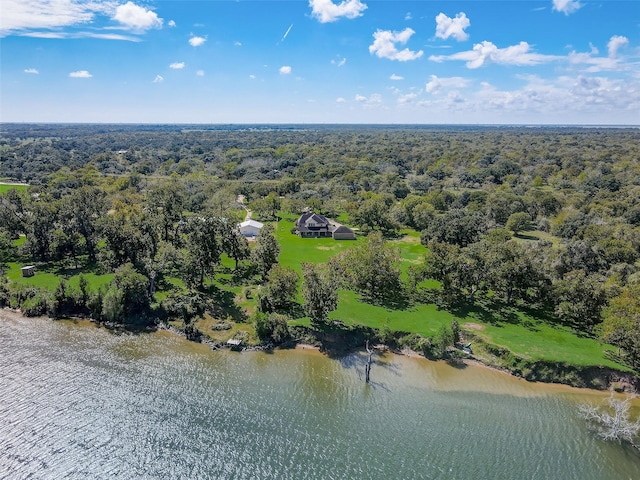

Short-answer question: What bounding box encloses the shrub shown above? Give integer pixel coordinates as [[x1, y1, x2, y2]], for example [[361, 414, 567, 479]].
[[21, 292, 52, 317], [253, 311, 291, 344]]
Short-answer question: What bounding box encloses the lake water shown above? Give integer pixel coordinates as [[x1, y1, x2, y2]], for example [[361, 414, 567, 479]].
[[1, 313, 639, 479]]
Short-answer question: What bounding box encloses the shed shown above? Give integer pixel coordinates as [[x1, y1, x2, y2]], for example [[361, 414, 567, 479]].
[[21, 265, 36, 277], [238, 219, 264, 237], [226, 338, 243, 351], [332, 225, 356, 240]]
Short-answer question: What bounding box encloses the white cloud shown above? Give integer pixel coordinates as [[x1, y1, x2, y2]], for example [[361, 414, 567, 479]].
[[114, 2, 162, 32], [69, 70, 92, 78], [607, 35, 628, 58], [234, 41, 242, 46], [24, 68, 39, 74], [390, 74, 404, 81], [354, 93, 383, 107], [405, 12, 412, 21], [196, 70, 205, 77], [249, 74, 256, 79], [331, 57, 347, 67], [280, 65, 292, 75], [435, 12, 470, 42], [170, 62, 185, 69], [21, 30, 139, 41], [168, 20, 176, 27], [189, 35, 206, 47], [429, 41, 558, 68], [552, 0, 582, 15], [397, 92, 419, 104], [153, 75, 163, 83], [309, 0, 367, 23], [1, 0, 96, 35], [425, 75, 469, 94], [1, 1, 160, 39], [336, 97, 346, 103], [369, 28, 423, 61]]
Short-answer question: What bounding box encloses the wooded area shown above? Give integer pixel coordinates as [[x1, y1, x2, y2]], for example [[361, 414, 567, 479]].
[[1, 124, 639, 377]]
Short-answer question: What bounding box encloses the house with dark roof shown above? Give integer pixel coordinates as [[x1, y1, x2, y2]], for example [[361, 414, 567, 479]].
[[294, 212, 356, 240]]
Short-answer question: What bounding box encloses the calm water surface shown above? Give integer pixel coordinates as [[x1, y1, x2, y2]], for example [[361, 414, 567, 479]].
[[1, 314, 639, 479]]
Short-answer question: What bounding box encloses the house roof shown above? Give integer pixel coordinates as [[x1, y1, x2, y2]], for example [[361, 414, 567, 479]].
[[239, 219, 264, 229], [333, 225, 354, 234], [297, 212, 330, 227]]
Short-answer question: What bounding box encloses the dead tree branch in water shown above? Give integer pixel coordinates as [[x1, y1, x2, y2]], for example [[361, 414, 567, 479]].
[[365, 340, 373, 383], [578, 393, 640, 449]]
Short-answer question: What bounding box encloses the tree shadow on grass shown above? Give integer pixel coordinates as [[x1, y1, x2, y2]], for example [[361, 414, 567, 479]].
[[443, 299, 542, 332], [358, 289, 412, 311], [217, 264, 256, 288], [200, 284, 248, 323], [51, 260, 104, 278], [514, 233, 538, 241]]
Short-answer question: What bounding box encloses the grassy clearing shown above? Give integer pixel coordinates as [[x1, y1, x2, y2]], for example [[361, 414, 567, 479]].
[[513, 229, 563, 248], [5, 262, 113, 292], [0, 183, 29, 193]]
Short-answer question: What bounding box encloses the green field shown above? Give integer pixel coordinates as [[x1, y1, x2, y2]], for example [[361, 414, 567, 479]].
[[5, 262, 114, 292], [0, 183, 29, 193]]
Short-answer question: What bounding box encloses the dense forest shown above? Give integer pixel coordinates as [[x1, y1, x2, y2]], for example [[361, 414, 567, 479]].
[[1, 124, 639, 379]]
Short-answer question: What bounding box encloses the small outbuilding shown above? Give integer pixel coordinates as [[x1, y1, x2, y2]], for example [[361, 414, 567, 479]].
[[226, 338, 243, 351], [21, 265, 36, 277], [331, 225, 356, 240], [238, 219, 264, 238]]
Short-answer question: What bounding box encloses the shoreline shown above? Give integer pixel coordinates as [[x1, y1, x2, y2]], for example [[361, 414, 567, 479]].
[[2, 307, 638, 393]]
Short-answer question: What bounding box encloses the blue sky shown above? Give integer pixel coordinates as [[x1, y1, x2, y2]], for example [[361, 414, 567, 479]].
[[1, 1, 638, 124]]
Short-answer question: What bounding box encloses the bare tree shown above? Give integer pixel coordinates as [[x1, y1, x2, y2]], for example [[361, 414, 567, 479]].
[[578, 394, 640, 449], [365, 340, 374, 383]]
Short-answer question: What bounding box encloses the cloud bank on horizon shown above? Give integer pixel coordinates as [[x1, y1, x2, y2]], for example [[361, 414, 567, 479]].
[[1, 0, 638, 124]]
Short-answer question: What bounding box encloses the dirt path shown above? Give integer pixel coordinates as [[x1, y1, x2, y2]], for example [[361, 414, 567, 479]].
[[236, 195, 252, 221]]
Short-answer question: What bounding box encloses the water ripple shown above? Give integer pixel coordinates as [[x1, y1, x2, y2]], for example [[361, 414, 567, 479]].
[[1, 315, 639, 480]]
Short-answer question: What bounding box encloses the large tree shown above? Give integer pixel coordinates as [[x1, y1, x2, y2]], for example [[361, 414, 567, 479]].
[[146, 178, 186, 243], [339, 231, 401, 303], [599, 284, 640, 368], [258, 264, 299, 312], [301, 262, 338, 325], [58, 186, 106, 263], [421, 209, 486, 248], [220, 221, 250, 270], [251, 225, 280, 282], [183, 215, 223, 289]]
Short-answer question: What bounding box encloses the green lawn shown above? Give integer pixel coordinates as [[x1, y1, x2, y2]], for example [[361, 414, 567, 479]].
[[0, 183, 28, 193], [5, 262, 113, 292], [274, 215, 363, 273]]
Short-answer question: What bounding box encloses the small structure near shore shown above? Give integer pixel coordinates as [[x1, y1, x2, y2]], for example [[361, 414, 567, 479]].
[[21, 265, 36, 277], [226, 338, 243, 351]]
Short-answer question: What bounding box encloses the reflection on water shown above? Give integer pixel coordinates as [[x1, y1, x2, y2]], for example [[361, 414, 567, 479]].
[[1, 314, 639, 480]]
